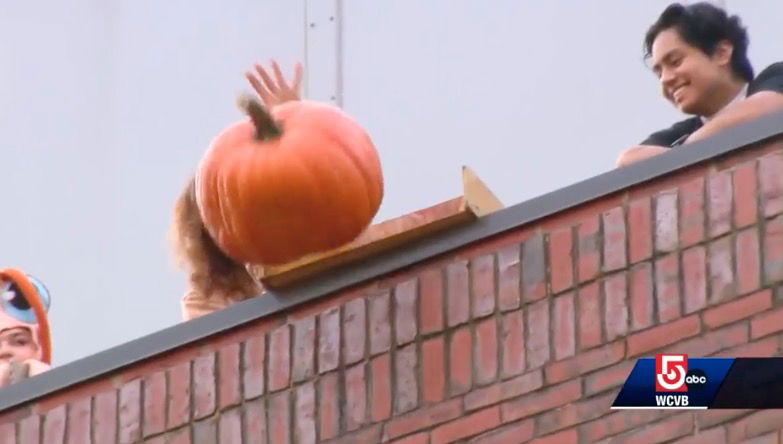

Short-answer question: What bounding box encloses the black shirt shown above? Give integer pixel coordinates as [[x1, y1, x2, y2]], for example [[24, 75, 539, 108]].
[[641, 62, 783, 147]]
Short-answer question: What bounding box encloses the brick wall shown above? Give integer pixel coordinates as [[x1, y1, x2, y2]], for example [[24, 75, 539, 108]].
[[3, 137, 783, 443]]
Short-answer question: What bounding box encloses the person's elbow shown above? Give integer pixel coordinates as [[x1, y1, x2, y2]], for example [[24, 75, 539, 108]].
[[615, 145, 669, 168]]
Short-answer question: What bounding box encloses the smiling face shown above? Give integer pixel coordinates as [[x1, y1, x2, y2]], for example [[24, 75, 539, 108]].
[[650, 28, 735, 117]]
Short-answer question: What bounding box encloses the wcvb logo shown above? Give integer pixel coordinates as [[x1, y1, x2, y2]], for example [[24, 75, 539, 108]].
[[655, 354, 688, 392]]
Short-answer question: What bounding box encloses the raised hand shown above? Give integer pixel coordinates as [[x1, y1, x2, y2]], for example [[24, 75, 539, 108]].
[[245, 59, 303, 109]]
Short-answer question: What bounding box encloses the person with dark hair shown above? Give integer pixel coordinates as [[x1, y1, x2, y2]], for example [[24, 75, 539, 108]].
[[616, 2, 783, 167]]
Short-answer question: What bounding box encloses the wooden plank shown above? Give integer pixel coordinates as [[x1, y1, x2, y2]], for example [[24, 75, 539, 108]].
[[251, 166, 503, 288]]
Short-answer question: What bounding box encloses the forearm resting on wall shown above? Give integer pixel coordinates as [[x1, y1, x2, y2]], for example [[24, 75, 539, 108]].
[[615, 145, 670, 167], [686, 91, 783, 144]]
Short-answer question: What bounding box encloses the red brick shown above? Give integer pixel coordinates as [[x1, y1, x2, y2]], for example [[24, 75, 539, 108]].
[[627, 315, 701, 356], [585, 359, 636, 395], [630, 263, 654, 331], [501, 379, 582, 422], [737, 227, 761, 295], [704, 289, 772, 329], [19, 415, 40, 444], [0, 422, 16, 444], [269, 391, 291, 444], [67, 398, 91, 443], [370, 354, 391, 422], [615, 413, 694, 443], [497, 244, 521, 310], [501, 310, 525, 378], [243, 398, 267, 444], [292, 316, 315, 382], [727, 410, 783, 443], [751, 307, 783, 339], [470, 419, 535, 444], [343, 298, 366, 365], [369, 291, 391, 355], [396, 343, 419, 414], [579, 410, 666, 442], [390, 432, 429, 444], [118, 379, 141, 444], [94, 390, 118, 443], [672, 426, 726, 444], [330, 425, 382, 444], [549, 227, 574, 294], [710, 236, 736, 303], [578, 282, 602, 349], [719, 336, 779, 357], [431, 406, 500, 444], [536, 392, 615, 436], [319, 373, 340, 440], [655, 190, 679, 252], [527, 298, 551, 369], [193, 354, 216, 420], [464, 370, 543, 411], [294, 383, 316, 444], [697, 409, 749, 431], [764, 215, 783, 284], [143, 372, 166, 437], [243, 334, 265, 399], [709, 170, 733, 237], [603, 207, 627, 271], [218, 342, 240, 409], [382, 399, 462, 441], [604, 273, 629, 340], [422, 337, 445, 403], [759, 152, 783, 217], [218, 408, 242, 444], [545, 341, 625, 385], [395, 278, 418, 345], [319, 306, 341, 373], [450, 326, 473, 395], [655, 253, 681, 322], [345, 363, 367, 431], [531, 429, 579, 444], [522, 234, 547, 301], [471, 254, 496, 317], [553, 292, 576, 360], [629, 197, 653, 263], [43, 404, 65, 443], [683, 246, 707, 314], [419, 268, 445, 332], [475, 317, 499, 385], [193, 418, 216, 444], [268, 325, 291, 392], [680, 177, 706, 247], [665, 322, 747, 356], [578, 215, 601, 281], [734, 161, 758, 227], [446, 260, 470, 326]]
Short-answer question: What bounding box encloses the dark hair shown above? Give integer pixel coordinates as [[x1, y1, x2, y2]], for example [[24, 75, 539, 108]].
[[644, 2, 753, 82]]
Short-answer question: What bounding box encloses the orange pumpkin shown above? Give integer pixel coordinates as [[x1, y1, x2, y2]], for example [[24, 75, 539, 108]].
[[195, 95, 384, 265]]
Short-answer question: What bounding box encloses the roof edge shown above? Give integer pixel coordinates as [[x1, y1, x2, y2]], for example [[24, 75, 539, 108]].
[[2, 109, 782, 412]]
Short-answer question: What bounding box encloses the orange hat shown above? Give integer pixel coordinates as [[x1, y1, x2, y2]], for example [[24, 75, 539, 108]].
[[0, 268, 52, 364]]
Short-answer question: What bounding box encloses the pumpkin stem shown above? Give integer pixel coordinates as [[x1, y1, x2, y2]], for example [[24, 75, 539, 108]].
[[237, 93, 282, 140]]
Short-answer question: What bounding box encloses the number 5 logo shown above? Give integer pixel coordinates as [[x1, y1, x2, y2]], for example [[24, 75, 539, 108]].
[[655, 354, 688, 392]]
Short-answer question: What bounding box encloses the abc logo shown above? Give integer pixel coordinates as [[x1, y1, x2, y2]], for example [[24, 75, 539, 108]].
[[685, 369, 708, 390]]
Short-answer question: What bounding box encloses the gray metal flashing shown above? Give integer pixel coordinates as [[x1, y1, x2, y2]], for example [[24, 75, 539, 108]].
[[1, 109, 782, 412]]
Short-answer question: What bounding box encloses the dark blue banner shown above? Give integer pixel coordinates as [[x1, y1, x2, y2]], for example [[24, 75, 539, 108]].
[[612, 354, 734, 409], [613, 355, 783, 409]]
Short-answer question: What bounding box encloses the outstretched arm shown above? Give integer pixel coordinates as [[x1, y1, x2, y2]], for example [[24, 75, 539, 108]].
[[245, 59, 303, 108], [685, 91, 783, 143]]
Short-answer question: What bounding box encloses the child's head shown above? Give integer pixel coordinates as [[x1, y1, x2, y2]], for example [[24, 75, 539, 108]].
[[0, 326, 39, 362], [0, 272, 50, 363]]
